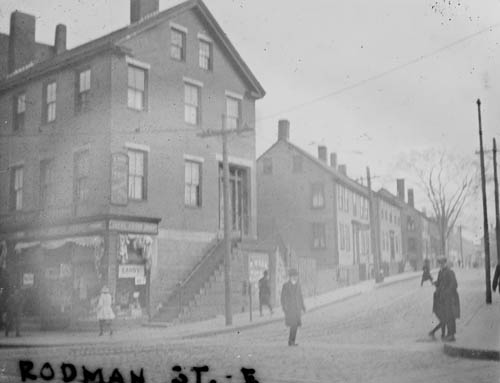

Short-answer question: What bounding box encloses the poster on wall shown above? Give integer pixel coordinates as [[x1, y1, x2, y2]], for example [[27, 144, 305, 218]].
[[111, 152, 129, 206], [118, 264, 145, 279], [135, 275, 146, 285], [22, 273, 34, 287]]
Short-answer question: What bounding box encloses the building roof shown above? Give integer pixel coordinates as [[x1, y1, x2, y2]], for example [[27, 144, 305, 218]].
[[258, 138, 370, 196], [376, 188, 404, 208], [0, 0, 265, 98]]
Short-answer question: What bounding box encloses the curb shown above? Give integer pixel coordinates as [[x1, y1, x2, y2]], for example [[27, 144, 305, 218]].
[[181, 291, 363, 339], [443, 343, 500, 361], [374, 273, 421, 289]]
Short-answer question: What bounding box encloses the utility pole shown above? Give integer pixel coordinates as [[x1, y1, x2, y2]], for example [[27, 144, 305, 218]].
[[198, 116, 253, 325], [459, 225, 463, 268], [367, 166, 381, 282], [477, 99, 492, 304], [493, 138, 500, 265]]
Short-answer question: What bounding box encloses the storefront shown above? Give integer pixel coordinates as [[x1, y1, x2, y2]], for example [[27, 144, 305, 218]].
[[1, 215, 159, 330]]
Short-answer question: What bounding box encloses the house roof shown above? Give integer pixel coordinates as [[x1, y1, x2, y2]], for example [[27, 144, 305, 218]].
[[258, 138, 370, 196], [376, 188, 404, 208], [0, 0, 265, 98]]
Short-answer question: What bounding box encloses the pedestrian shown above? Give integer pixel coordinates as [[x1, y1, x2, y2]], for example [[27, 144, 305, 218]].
[[258, 270, 273, 316], [433, 257, 460, 342], [4, 286, 24, 337], [96, 285, 115, 336], [280, 269, 306, 346], [421, 258, 433, 286], [492, 264, 500, 296]]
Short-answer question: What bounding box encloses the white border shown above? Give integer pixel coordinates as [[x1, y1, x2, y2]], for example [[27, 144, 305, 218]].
[[184, 154, 205, 163], [126, 56, 151, 71], [125, 142, 151, 153], [197, 32, 213, 43], [225, 90, 244, 100], [183, 76, 204, 88], [170, 22, 188, 34], [215, 154, 254, 169]]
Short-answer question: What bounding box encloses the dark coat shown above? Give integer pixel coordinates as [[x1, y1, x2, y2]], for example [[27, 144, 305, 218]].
[[493, 265, 500, 294], [258, 277, 271, 300], [281, 281, 305, 327], [434, 267, 460, 321]]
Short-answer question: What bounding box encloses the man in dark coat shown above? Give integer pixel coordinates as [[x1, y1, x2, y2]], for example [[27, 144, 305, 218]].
[[433, 257, 460, 342], [421, 258, 433, 286], [492, 264, 500, 295], [5, 287, 24, 337], [281, 269, 306, 346], [258, 270, 273, 316]]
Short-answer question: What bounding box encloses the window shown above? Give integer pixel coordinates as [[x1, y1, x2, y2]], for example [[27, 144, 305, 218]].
[[13, 93, 26, 130], [44, 82, 57, 123], [10, 166, 23, 211], [263, 157, 272, 175], [199, 40, 212, 70], [184, 83, 200, 125], [344, 189, 350, 213], [312, 223, 326, 249], [128, 65, 147, 111], [292, 155, 303, 173], [76, 69, 91, 113], [389, 212, 392, 223], [346, 225, 351, 251], [171, 28, 185, 60], [185, 160, 201, 207], [353, 194, 358, 216], [74, 150, 89, 202], [40, 159, 55, 209], [226, 97, 240, 130], [311, 183, 325, 208], [128, 149, 147, 200]]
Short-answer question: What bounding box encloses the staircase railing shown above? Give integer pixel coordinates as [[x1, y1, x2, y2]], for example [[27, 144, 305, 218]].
[[158, 238, 229, 321]]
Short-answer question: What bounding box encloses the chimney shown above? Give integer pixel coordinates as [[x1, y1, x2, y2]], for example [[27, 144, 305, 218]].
[[408, 188, 415, 208], [318, 146, 327, 163], [8, 11, 36, 73], [330, 153, 337, 169], [396, 178, 405, 202], [54, 24, 66, 54], [338, 164, 347, 176], [130, 0, 159, 23], [278, 119, 290, 141]]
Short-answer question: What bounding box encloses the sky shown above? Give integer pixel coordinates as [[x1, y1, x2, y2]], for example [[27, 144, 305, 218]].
[[1, 0, 499, 240]]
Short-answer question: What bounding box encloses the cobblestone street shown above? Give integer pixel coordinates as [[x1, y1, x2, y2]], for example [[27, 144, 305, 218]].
[[1, 269, 498, 383]]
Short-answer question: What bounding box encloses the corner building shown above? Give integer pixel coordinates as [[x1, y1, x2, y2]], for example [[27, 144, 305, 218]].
[[0, 0, 265, 328]]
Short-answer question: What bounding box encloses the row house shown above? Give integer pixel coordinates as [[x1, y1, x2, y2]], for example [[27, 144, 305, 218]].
[[0, 0, 265, 327], [374, 189, 403, 276], [257, 120, 372, 291]]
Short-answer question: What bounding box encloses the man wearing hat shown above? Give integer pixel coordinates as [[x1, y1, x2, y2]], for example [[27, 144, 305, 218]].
[[280, 268, 306, 346], [433, 257, 460, 342]]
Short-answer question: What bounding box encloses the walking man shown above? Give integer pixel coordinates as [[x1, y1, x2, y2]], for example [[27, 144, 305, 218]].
[[5, 286, 24, 337], [421, 258, 433, 286], [433, 257, 460, 342], [258, 270, 273, 316], [281, 269, 306, 346]]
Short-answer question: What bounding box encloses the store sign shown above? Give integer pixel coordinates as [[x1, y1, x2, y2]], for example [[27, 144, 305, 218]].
[[135, 275, 146, 285], [31, 221, 106, 239], [109, 220, 158, 234], [23, 273, 34, 287], [111, 152, 129, 206], [118, 264, 144, 279]]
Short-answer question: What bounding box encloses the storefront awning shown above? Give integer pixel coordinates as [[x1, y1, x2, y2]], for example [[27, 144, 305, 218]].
[[14, 236, 103, 252]]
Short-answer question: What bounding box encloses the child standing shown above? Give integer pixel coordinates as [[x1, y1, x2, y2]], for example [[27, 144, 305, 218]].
[[96, 286, 115, 336]]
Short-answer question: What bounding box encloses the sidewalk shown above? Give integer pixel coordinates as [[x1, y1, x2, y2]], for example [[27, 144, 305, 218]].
[[443, 301, 500, 361], [0, 270, 423, 349]]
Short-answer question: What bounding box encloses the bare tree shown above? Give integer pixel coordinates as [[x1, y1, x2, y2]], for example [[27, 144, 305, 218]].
[[398, 149, 478, 256]]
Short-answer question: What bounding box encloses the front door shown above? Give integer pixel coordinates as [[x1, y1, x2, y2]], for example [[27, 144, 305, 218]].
[[219, 165, 249, 236]]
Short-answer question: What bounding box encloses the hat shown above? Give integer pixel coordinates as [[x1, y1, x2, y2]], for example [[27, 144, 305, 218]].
[[437, 257, 447, 265], [101, 286, 110, 293], [288, 268, 299, 277]]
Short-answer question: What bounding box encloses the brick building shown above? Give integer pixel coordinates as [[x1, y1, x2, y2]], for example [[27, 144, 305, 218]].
[[0, 0, 265, 328], [257, 120, 372, 292]]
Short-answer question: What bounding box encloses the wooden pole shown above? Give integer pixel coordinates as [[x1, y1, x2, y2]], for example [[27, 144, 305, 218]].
[[221, 115, 233, 325], [477, 99, 492, 304], [493, 138, 500, 265]]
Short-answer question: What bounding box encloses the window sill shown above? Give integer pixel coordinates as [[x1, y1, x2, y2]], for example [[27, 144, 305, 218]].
[[127, 107, 148, 113]]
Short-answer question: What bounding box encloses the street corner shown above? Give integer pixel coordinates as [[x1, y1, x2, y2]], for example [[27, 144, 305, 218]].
[[443, 342, 500, 361]]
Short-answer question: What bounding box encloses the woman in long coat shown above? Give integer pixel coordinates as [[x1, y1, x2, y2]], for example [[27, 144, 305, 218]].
[[433, 258, 460, 341], [96, 286, 115, 336], [281, 269, 306, 346]]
